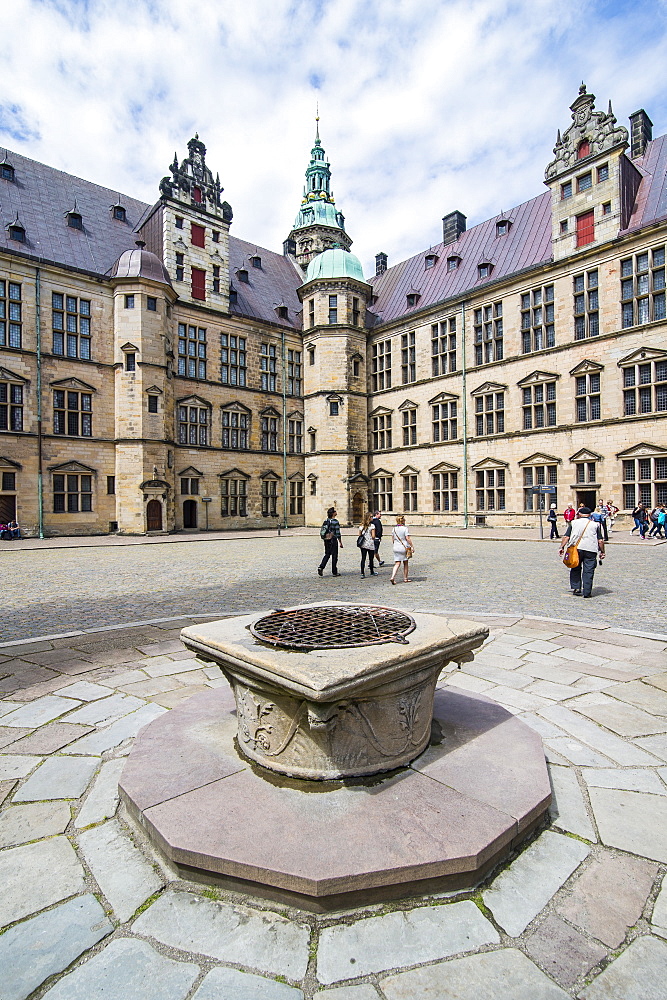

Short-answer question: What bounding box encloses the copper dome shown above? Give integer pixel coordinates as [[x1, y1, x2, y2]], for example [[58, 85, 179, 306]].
[[109, 242, 172, 287]]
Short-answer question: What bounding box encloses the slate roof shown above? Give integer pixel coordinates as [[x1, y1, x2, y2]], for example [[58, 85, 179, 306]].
[[621, 133, 667, 235], [228, 236, 303, 328]]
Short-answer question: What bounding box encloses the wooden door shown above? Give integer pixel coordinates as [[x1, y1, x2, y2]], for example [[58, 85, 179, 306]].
[[146, 499, 162, 531]]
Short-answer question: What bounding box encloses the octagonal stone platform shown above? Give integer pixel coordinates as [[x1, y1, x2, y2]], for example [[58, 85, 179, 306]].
[[120, 653, 552, 911]]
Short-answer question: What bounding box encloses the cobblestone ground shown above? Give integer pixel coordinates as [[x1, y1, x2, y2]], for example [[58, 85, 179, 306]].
[[0, 533, 664, 642], [0, 615, 666, 999]]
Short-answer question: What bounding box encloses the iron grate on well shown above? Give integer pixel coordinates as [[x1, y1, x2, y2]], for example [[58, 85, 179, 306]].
[[249, 605, 416, 650]]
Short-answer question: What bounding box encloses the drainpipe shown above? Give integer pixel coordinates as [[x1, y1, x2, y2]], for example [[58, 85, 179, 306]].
[[281, 330, 288, 529], [461, 300, 469, 530], [35, 268, 44, 538]]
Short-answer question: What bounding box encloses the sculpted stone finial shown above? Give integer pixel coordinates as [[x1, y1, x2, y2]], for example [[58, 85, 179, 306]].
[[545, 87, 628, 181]]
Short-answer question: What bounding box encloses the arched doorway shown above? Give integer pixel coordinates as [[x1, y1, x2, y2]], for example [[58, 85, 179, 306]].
[[183, 499, 198, 529], [146, 499, 163, 531], [352, 492, 364, 524]]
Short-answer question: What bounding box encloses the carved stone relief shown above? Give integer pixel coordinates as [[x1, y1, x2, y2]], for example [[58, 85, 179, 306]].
[[545, 84, 628, 181]]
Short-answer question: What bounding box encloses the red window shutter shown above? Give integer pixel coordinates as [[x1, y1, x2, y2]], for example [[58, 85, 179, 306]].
[[577, 140, 590, 159], [191, 223, 205, 248], [191, 267, 206, 300], [576, 211, 595, 247], [193, 186, 202, 203]]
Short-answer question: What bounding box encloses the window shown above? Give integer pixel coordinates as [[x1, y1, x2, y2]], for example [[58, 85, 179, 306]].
[[310, 478, 317, 496], [523, 464, 557, 511], [622, 359, 667, 415], [147, 296, 157, 312], [352, 297, 360, 326], [262, 478, 278, 517], [308, 346, 315, 366], [602, 202, 611, 216], [353, 358, 360, 377], [52, 294, 92, 359], [522, 381, 556, 429], [372, 413, 392, 450], [175, 217, 184, 229], [0, 381, 23, 431], [210, 266, 220, 294], [474, 392, 504, 435], [560, 220, 569, 234], [561, 181, 572, 199], [8, 221, 25, 242], [425, 253, 438, 268], [113, 205, 126, 222], [406, 292, 420, 307], [0, 281, 22, 348], [178, 404, 209, 446], [222, 408, 249, 449], [54, 390, 92, 436], [237, 268, 249, 284], [447, 256, 460, 271], [2, 471, 15, 490], [521, 286, 554, 353], [250, 255, 261, 269], [476, 469, 506, 511], [576, 210, 595, 247], [221, 477, 247, 517], [1, 163, 15, 181], [309, 430, 316, 452], [106, 476, 115, 494], [191, 267, 206, 300], [191, 223, 205, 248], [574, 270, 599, 339], [432, 472, 458, 512], [148, 395, 159, 413], [53, 473, 93, 513], [402, 408, 417, 446], [372, 340, 392, 391], [178, 324, 207, 379], [496, 220, 510, 236], [212, 231, 219, 243], [373, 476, 393, 512], [261, 413, 278, 451], [289, 479, 304, 515], [403, 474, 418, 512], [431, 318, 457, 375], [125, 353, 136, 372], [193, 186, 202, 204], [175, 253, 184, 282], [474, 301, 503, 365], [328, 295, 338, 324], [432, 400, 457, 441], [308, 299, 315, 328], [401, 332, 416, 383], [577, 172, 592, 192], [67, 210, 83, 230], [220, 333, 246, 386], [260, 343, 277, 391], [288, 418, 303, 453], [578, 140, 590, 159], [124, 294, 134, 309], [287, 350, 302, 395], [575, 372, 601, 422], [621, 247, 665, 328], [478, 263, 492, 279], [575, 462, 597, 484], [597, 164, 609, 182], [623, 456, 667, 508], [180, 477, 200, 495], [329, 399, 339, 416]]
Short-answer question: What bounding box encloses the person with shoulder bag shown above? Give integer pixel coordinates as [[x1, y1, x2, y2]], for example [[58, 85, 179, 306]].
[[559, 506, 605, 598], [357, 511, 376, 577], [547, 503, 560, 539], [389, 515, 414, 585], [318, 506, 343, 577]]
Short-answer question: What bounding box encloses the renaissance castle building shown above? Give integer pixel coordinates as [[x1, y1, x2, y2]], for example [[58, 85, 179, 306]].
[[1, 87, 665, 535]]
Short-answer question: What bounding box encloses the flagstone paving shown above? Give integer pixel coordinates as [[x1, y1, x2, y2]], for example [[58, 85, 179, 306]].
[[0, 610, 666, 998]]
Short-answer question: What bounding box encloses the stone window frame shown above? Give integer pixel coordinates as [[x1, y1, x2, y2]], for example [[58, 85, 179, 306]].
[[571, 361, 603, 423], [52, 292, 91, 359], [521, 285, 554, 354], [260, 342, 277, 392], [219, 468, 249, 517], [371, 408, 393, 451], [177, 395, 211, 447], [429, 392, 458, 443], [520, 454, 560, 512], [260, 407, 280, 453], [288, 473, 304, 516], [431, 317, 457, 376], [220, 332, 247, 387], [221, 402, 251, 451], [621, 451, 667, 509], [52, 381, 95, 438], [288, 411, 303, 454], [471, 382, 506, 437], [620, 246, 666, 329], [51, 462, 96, 514], [371, 471, 393, 513], [371, 339, 392, 392], [473, 301, 503, 366], [573, 268, 599, 340], [400, 466, 419, 513], [473, 458, 509, 512], [260, 472, 280, 518], [0, 279, 22, 349], [178, 323, 207, 379], [518, 371, 559, 431], [430, 462, 459, 513], [619, 349, 667, 417], [0, 368, 28, 433], [401, 331, 416, 384], [287, 349, 302, 396], [399, 400, 418, 447]]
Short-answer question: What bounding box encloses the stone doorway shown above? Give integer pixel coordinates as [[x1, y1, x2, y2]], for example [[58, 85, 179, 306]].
[[576, 490, 597, 510], [146, 499, 163, 532], [183, 499, 198, 529], [352, 492, 364, 524], [0, 494, 16, 522]]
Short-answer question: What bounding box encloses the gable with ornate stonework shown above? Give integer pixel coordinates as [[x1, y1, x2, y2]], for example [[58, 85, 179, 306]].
[[369, 405, 393, 417], [617, 347, 667, 367], [545, 84, 628, 181], [370, 466, 393, 479], [570, 448, 602, 463], [159, 135, 232, 221], [398, 399, 419, 411], [617, 442, 667, 459], [569, 359, 604, 376]]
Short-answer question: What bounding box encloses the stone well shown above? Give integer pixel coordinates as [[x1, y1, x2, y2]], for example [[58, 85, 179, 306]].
[[120, 603, 552, 911]]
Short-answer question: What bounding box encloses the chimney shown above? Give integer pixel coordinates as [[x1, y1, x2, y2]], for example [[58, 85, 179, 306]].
[[629, 110, 653, 159], [442, 210, 466, 246], [375, 252, 388, 275]]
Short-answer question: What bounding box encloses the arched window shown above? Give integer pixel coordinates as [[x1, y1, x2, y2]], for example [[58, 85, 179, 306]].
[[577, 139, 590, 159]]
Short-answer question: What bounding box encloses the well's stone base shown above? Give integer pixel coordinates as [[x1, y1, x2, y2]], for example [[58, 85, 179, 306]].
[[120, 683, 551, 912]]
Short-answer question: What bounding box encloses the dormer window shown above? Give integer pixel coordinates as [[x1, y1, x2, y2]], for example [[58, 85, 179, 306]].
[[193, 185, 202, 204], [478, 263, 493, 280], [67, 208, 83, 230], [237, 268, 249, 284], [112, 201, 126, 222], [276, 305, 288, 319], [577, 139, 590, 159], [229, 287, 238, 305], [250, 254, 262, 269], [406, 292, 420, 308], [1, 162, 14, 182], [6, 216, 25, 243], [496, 220, 511, 237], [447, 256, 460, 271], [425, 252, 438, 269]]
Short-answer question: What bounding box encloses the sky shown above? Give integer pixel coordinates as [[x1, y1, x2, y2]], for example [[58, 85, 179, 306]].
[[2, 0, 667, 275]]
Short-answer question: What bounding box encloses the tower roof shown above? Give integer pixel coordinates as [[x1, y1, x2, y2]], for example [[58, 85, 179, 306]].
[[109, 242, 173, 287], [292, 117, 346, 234], [305, 247, 364, 282]]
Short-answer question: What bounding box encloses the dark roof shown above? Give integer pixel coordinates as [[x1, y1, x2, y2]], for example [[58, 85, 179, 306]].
[[622, 133, 667, 235], [228, 236, 303, 327], [109, 246, 172, 287]]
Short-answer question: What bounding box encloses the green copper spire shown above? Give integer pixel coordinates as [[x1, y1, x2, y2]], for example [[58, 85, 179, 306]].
[[292, 116, 347, 233]]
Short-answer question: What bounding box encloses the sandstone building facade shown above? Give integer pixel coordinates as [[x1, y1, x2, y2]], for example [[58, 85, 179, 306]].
[[1, 87, 665, 536]]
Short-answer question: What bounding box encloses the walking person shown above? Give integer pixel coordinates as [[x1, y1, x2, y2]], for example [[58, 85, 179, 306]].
[[564, 504, 576, 526], [547, 503, 560, 539], [631, 503, 648, 536], [656, 507, 667, 539], [592, 503, 608, 542], [606, 499, 619, 535], [389, 515, 414, 585], [649, 507, 661, 536], [317, 506, 343, 577], [357, 512, 376, 577], [559, 506, 605, 598], [370, 511, 384, 566]]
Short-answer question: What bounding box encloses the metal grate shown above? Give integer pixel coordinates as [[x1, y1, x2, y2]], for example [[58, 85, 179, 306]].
[[250, 605, 416, 650]]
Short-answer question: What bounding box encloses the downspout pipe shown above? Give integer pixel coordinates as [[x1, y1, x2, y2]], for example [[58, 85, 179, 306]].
[[461, 300, 469, 530], [281, 329, 288, 529], [35, 267, 44, 539]]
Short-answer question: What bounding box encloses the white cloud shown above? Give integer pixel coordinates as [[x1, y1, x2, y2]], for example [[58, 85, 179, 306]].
[[1, 0, 667, 274]]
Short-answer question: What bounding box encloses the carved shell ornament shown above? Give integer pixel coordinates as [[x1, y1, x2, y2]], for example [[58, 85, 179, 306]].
[[545, 84, 628, 181]]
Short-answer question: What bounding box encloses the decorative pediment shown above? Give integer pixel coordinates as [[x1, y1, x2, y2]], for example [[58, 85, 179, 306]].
[[569, 359, 604, 376], [287, 471, 304, 481], [471, 381, 507, 395], [399, 465, 420, 476], [177, 466, 203, 478], [545, 84, 628, 182], [347, 472, 369, 484], [50, 377, 96, 393], [429, 461, 460, 474], [370, 467, 393, 478], [517, 370, 560, 387], [350, 352, 364, 363], [326, 393, 343, 402], [177, 394, 210, 407], [0, 366, 28, 384], [260, 470, 281, 481], [220, 401, 250, 415], [145, 385, 163, 395], [287, 409, 304, 421], [428, 391, 459, 404], [570, 448, 602, 463], [121, 342, 139, 353], [369, 405, 393, 417], [0, 456, 22, 470], [307, 473, 318, 481], [471, 457, 510, 470], [49, 461, 96, 474], [219, 467, 250, 480], [260, 406, 280, 417], [617, 442, 667, 459], [519, 452, 562, 466], [617, 346, 667, 367], [398, 399, 419, 411], [140, 478, 170, 491], [307, 426, 317, 434]]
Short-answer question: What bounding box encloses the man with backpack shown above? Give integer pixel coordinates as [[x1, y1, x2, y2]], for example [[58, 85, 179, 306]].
[[317, 506, 343, 577]]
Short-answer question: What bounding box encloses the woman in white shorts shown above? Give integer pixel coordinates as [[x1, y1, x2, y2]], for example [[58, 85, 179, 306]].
[[390, 515, 414, 585]]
